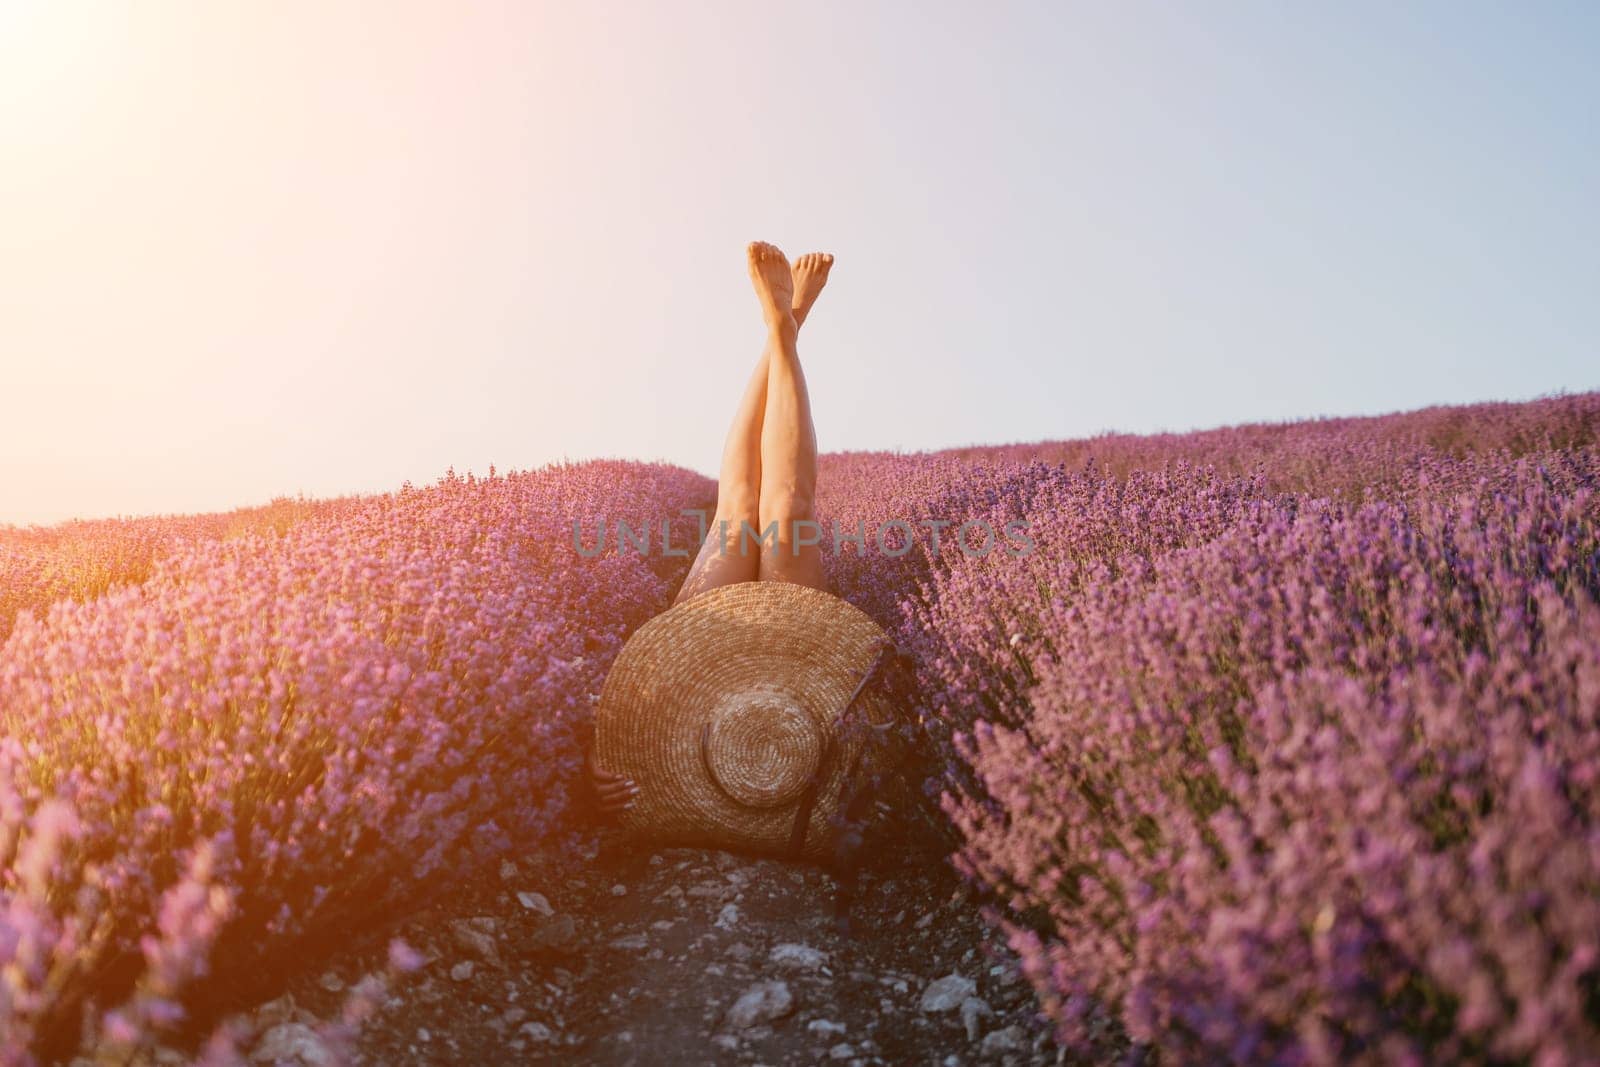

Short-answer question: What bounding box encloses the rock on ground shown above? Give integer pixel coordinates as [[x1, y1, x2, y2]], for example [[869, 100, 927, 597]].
[[724, 980, 795, 1030], [921, 972, 978, 1013]]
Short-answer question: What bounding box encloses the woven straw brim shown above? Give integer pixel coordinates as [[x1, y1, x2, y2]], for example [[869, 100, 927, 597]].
[[593, 581, 893, 861]]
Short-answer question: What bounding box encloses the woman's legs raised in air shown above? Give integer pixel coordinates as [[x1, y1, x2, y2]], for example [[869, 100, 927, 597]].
[[672, 244, 833, 607], [749, 243, 829, 591]]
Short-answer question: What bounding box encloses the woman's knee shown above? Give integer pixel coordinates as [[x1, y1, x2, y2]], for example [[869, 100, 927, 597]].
[[758, 490, 815, 533], [704, 507, 763, 561], [715, 489, 760, 528], [758, 514, 825, 560]]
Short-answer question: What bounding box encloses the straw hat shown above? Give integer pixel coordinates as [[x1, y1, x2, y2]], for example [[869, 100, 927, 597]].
[[593, 581, 897, 861]]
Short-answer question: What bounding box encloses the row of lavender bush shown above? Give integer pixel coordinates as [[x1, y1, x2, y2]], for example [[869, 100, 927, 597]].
[[0, 462, 710, 1060], [890, 416, 1600, 1058], [0, 492, 375, 645], [816, 392, 1600, 634], [960, 389, 1600, 497]]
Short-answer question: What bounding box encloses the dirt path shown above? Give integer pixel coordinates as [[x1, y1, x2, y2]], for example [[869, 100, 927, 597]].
[[247, 828, 1061, 1066]]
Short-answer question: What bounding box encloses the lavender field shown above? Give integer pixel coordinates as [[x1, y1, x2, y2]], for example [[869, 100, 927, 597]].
[[3, 392, 1598, 1065]]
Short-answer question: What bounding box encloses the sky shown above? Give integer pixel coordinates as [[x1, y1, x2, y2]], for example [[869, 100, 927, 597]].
[[2, 2, 1596, 527]]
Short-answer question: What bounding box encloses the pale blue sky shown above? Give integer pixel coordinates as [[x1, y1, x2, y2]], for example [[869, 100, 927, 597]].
[[2, 2, 1596, 525]]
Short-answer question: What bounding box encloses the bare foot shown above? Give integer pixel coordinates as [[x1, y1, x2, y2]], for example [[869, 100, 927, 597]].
[[746, 241, 795, 332], [791, 252, 834, 330]]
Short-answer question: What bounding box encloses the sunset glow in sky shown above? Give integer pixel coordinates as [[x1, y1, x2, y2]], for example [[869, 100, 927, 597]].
[[3, 2, 1597, 526]]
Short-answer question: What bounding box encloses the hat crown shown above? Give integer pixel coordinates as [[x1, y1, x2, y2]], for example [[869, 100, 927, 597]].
[[702, 686, 824, 809]]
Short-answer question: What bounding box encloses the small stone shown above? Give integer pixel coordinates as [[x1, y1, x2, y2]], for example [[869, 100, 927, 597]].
[[914, 912, 935, 930], [724, 980, 794, 1030], [807, 1019, 847, 1036], [611, 934, 648, 951], [611, 883, 628, 897], [317, 972, 344, 993], [500, 1007, 528, 1027], [450, 961, 475, 982], [715, 903, 740, 930], [829, 1044, 855, 1060], [649, 854, 664, 866], [517, 891, 554, 916], [711, 1034, 740, 1052], [526, 913, 577, 953], [449, 918, 502, 966], [980, 1025, 1027, 1055], [417, 1028, 430, 1043], [519, 1022, 553, 1043], [251, 1023, 332, 1066], [920, 973, 977, 1013], [499, 859, 519, 882], [651, 920, 675, 932], [769, 943, 827, 971], [725, 942, 753, 961]]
